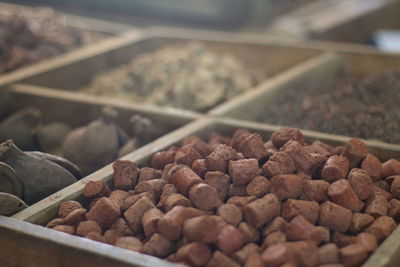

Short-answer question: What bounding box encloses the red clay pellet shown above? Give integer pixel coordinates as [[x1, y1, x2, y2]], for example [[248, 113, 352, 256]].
[[47, 127, 399, 267]]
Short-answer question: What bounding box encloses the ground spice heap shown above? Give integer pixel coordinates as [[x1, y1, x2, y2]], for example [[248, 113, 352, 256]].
[[47, 127, 400, 267], [82, 42, 261, 111], [0, 5, 105, 73], [262, 71, 400, 144]]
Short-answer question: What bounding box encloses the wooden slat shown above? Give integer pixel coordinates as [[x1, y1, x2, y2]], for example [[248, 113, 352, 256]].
[[62, 13, 134, 34], [8, 83, 198, 131], [145, 25, 381, 54], [0, 216, 179, 267], [364, 224, 400, 267]]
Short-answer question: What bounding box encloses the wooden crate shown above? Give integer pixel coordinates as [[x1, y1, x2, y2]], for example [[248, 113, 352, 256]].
[[6, 117, 400, 267], [0, 2, 133, 89], [0, 82, 197, 205], [0, 216, 177, 267], [13, 28, 322, 111], [11, 26, 398, 116], [2, 26, 400, 267], [210, 50, 400, 155]]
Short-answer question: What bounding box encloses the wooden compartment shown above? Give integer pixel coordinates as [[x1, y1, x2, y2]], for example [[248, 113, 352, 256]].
[[0, 83, 197, 205], [0, 1, 133, 88], [7, 117, 400, 267], [2, 25, 400, 267], [210, 50, 400, 151], [0, 216, 177, 267], [14, 28, 322, 113]]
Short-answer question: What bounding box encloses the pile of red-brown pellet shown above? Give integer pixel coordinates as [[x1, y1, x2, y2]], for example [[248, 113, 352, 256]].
[[46, 128, 400, 267]]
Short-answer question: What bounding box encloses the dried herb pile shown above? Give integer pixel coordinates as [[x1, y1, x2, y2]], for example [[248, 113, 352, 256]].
[[83, 43, 261, 111]]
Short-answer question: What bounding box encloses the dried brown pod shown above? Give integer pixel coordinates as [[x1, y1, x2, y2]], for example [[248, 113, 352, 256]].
[[0, 108, 41, 151], [0, 192, 28, 216], [62, 107, 129, 175], [37, 122, 71, 155], [0, 91, 15, 120], [118, 138, 140, 158], [129, 114, 157, 143], [0, 140, 77, 204], [26, 151, 83, 180], [118, 115, 156, 157]]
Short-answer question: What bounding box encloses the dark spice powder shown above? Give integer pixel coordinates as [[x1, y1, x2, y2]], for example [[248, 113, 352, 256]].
[[261, 71, 400, 144]]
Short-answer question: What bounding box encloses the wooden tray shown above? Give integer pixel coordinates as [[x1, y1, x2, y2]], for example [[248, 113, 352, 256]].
[[11, 26, 398, 116], [2, 26, 400, 267], [210, 50, 400, 154], [1, 82, 197, 200], [0, 216, 178, 267], [7, 117, 400, 267], [0, 1, 133, 89], [13, 28, 323, 113]]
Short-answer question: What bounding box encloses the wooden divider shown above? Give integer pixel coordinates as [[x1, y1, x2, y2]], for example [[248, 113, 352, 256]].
[[0, 216, 179, 267]]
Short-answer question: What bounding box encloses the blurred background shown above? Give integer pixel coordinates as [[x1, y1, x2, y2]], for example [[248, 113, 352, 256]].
[[4, 0, 400, 52]]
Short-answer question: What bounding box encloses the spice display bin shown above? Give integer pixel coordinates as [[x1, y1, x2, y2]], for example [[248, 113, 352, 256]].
[[0, 82, 198, 203], [0, 1, 133, 88], [12, 27, 396, 116], [5, 117, 400, 267], [2, 24, 400, 267], [210, 49, 400, 153], [14, 28, 322, 113]]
